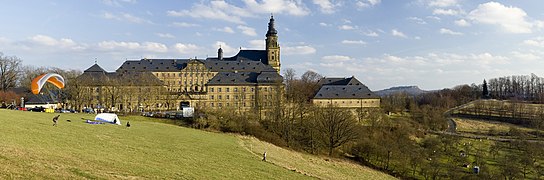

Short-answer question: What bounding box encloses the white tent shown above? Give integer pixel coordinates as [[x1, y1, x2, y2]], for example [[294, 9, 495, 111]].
[[94, 113, 121, 125]]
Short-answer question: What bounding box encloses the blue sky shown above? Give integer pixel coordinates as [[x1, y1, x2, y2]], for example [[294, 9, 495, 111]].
[[1, 0, 544, 90]]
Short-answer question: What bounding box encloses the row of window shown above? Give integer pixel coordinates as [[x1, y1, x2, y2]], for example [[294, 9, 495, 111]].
[[169, 86, 203, 92], [209, 102, 274, 107], [210, 87, 253, 93], [317, 100, 378, 104], [209, 87, 275, 93], [210, 95, 255, 100], [166, 80, 205, 85], [157, 72, 213, 78]]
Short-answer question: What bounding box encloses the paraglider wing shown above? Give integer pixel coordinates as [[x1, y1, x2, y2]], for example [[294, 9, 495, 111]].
[[31, 73, 65, 95]]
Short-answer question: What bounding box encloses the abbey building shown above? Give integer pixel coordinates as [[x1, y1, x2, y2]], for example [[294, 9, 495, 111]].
[[75, 16, 379, 113], [76, 16, 283, 112]]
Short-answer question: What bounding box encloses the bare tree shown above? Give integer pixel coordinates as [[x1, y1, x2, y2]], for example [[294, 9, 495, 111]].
[[0, 53, 22, 91], [313, 105, 359, 155]]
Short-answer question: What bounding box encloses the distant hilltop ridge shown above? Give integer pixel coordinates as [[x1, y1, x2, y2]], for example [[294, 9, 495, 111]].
[[375, 86, 428, 96]]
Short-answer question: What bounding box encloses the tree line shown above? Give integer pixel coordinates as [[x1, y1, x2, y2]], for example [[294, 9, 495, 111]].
[[488, 74, 544, 102]]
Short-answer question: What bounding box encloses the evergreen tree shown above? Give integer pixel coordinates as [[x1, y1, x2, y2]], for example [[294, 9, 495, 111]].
[[482, 79, 489, 99]]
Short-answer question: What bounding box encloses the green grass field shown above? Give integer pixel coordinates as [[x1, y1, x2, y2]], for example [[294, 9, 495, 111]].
[[0, 109, 395, 179]]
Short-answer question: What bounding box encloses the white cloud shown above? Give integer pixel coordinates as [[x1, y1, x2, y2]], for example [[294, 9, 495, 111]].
[[467, 2, 536, 34], [30, 35, 58, 46], [319, 22, 331, 27], [454, 19, 470, 27], [408, 17, 427, 24], [283, 45, 316, 55], [172, 22, 200, 28], [391, 29, 407, 38], [237, 25, 257, 36], [243, 0, 310, 16], [428, 0, 458, 7], [98, 41, 168, 53], [214, 41, 237, 55], [341, 40, 366, 45], [102, 0, 136, 7], [168, 1, 309, 24], [169, 0, 310, 26], [313, 0, 339, 14], [214, 27, 235, 33], [247, 39, 265, 49], [173, 43, 201, 54], [142, 42, 168, 53], [523, 37, 544, 47], [101, 12, 151, 24], [363, 30, 379, 37], [338, 25, 356, 30], [167, 1, 249, 24], [356, 0, 381, 8], [156, 33, 175, 38], [433, 8, 461, 16], [0, 37, 8, 44], [511, 51, 541, 62], [28, 35, 86, 50], [426, 16, 441, 21], [322, 55, 352, 62], [439, 28, 463, 35]]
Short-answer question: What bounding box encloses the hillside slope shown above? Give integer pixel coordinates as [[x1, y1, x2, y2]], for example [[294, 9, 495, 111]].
[[0, 109, 395, 179]]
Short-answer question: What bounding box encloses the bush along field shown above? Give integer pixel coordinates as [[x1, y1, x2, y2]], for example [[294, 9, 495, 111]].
[[0, 109, 394, 179]]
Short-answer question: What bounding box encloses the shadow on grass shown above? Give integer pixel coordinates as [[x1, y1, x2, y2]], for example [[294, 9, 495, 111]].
[[69, 168, 99, 180]]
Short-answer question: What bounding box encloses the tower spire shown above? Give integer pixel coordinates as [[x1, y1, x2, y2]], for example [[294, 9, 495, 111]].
[[265, 15, 280, 73], [266, 14, 277, 37]]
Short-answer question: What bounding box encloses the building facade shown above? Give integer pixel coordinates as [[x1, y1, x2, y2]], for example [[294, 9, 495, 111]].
[[77, 16, 283, 113], [312, 77, 380, 108]]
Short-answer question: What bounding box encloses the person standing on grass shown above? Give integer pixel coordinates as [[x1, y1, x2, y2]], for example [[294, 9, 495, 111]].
[[52, 115, 60, 126], [262, 151, 267, 161]]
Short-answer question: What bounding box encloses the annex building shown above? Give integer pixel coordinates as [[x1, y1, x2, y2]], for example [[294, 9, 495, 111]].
[[313, 77, 380, 108]]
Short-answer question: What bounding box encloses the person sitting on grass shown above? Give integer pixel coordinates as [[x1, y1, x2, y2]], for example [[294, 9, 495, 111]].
[[52, 115, 60, 126]]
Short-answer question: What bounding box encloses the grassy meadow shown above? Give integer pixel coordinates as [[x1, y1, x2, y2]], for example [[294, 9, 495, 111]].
[[0, 109, 394, 179]]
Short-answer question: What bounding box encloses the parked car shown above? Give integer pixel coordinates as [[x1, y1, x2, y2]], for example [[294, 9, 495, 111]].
[[28, 106, 46, 112], [165, 111, 177, 119], [142, 112, 154, 117], [82, 108, 95, 113], [55, 108, 72, 113]]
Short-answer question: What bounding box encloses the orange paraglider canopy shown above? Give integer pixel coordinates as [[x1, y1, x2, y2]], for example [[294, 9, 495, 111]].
[[31, 73, 65, 95]]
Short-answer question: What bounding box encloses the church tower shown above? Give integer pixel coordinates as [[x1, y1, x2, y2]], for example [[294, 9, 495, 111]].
[[266, 15, 280, 73]]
